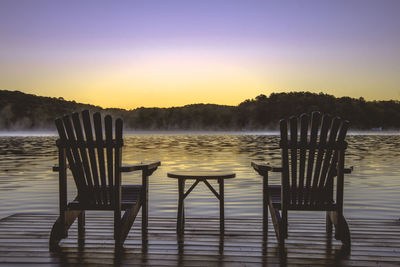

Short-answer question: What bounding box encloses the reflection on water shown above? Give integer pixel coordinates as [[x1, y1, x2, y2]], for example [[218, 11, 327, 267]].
[[1, 133, 400, 219]]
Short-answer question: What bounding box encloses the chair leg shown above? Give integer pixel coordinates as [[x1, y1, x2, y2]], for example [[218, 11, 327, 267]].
[[114, 210, 122, 247], [326, 211, 333, 235], [263, 183, 268, 236], [49, 210, 81, 251], [49, 216, 68, 251], [329, 211, 351, 248], [78, 211, 85, 240], [142, 200, 148, 239], [282, 209, 288, 239], [278, 222, 285, 247], [263, 202, 268, 238], [280, 210, 286, 247], [269, 205, 285, 247], [116, 203, 142, 247], [337, 216, 351, 248]]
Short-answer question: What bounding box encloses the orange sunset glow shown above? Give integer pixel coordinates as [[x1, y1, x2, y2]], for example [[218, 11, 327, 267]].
[[1, 1, 399, 109]]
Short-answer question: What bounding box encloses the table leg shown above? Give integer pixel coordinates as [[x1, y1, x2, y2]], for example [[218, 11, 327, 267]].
[[177, 178, 185, 233], [182, 181, 185, 227], [219, 178, 224, 233]]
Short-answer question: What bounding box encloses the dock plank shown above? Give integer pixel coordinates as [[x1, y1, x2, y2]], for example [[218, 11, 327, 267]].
[[0, 214, 399, 266]]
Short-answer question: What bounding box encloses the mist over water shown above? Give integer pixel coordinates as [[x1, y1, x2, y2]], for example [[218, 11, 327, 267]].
[[0, 131, 57, 136], [0, 133, 400, 220]]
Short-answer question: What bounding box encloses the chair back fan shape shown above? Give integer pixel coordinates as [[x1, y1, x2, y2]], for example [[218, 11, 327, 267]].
[[279, 112, 349, 210], [50, 110, 160, 251], [251, 111, 351, 249], [55, 110, 123, 208]]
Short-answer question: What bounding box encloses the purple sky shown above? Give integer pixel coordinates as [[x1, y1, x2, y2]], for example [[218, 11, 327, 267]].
[[1, 0, 400, 108]]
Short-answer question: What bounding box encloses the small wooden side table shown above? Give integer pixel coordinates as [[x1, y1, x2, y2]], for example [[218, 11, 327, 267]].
[[167, 171, 235, 234]]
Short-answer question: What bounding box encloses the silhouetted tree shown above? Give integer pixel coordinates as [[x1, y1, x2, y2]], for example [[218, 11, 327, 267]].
[[1, 89, 400, 130]]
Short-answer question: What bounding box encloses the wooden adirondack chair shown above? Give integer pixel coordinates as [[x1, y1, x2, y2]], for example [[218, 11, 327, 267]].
[[49, 110, 160, 250], [252, 111, 352, 249]]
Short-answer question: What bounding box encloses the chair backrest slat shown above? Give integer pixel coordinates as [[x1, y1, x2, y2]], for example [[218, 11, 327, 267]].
[[280, 111, 349, 207], [55, 119, 81, 189], [93, 112, 108, 204], [289, 116, 297, 203], [114, 119, 123, 189], [72, 112, 94, 190], [280, 119, 290, 205], [317, 117, 341, 190], [304, 111, 320, 202], [105, 115, 114, 205], [61, 115, 88, 200], [311, 114, 331, 198], [82, 110, 100, 190], [324, 120, 350, 196], [298, 114, 308, 204], [114, 119, 123, 208]]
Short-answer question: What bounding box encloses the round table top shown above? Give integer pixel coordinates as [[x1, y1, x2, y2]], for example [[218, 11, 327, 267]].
[[167, 171, 236, 179]]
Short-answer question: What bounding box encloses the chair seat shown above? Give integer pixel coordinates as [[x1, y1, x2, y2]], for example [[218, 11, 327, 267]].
[[67, 185, 143, 210], [268, 185, 337, 211]]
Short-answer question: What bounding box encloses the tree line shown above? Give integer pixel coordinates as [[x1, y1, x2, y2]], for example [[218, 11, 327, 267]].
[[1, 90, 399, 130]]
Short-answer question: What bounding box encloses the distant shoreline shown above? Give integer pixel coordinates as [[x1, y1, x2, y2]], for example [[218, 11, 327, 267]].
[[3, 90, 400, 131]]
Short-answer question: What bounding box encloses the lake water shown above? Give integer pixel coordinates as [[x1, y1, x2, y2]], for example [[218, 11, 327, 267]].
[[0, 133, 399, 220]]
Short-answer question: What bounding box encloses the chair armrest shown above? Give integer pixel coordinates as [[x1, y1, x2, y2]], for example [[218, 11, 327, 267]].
[[251, 161, 282, 176], [251, 161, 271, 175], [271, 167, 283, 172], [121, 161, 161, 174], [344, 166, 353, 174], [332, 166, 353, 176], [52, 164, 69, 172]]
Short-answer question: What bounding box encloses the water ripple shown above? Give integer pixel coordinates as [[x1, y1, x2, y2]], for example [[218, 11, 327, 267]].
[[0, 134, 400, 220]]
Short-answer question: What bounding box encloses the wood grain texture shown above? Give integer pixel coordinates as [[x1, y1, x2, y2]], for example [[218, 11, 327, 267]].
[[1, 213, 399, 266]]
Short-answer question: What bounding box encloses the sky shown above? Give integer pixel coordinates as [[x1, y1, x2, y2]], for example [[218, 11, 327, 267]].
[[1, 0, 400, 109]]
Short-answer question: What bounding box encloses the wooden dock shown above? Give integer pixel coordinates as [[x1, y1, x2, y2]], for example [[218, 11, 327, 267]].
[[0, 213, 399, 266]]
